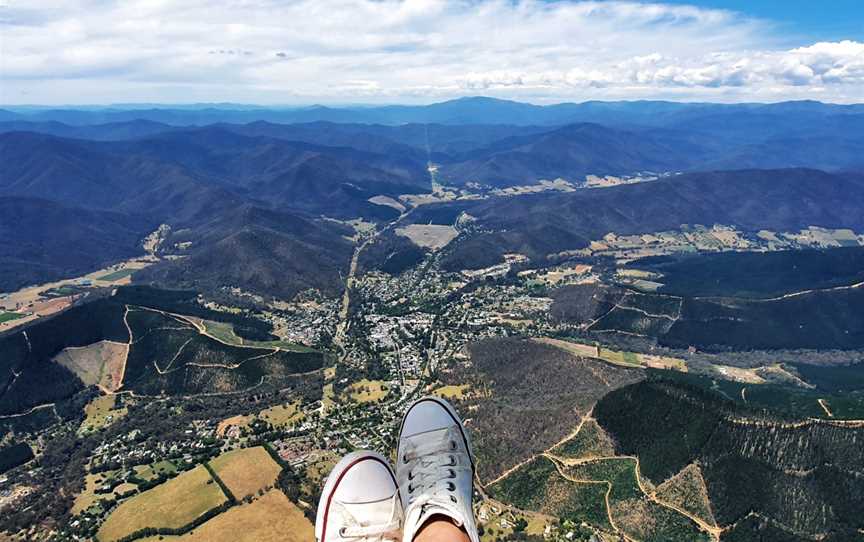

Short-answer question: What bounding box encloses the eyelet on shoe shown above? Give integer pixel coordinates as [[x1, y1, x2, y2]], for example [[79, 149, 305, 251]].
[[447, 482, 455, 491], [449, 455, 456, 465], [408, 471, 414, 480], [450, 495, 458, 503], [448, 469, 456, 478], [449, 440, 457, 450], [408, 483, 415, 493], [339, 527, 348, 537], [402, 454, 409, 464]]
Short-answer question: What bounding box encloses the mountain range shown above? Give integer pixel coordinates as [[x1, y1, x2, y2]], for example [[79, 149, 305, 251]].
[[2, 97, 864, 298]]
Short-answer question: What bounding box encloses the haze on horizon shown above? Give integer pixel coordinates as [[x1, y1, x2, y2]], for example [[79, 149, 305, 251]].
[[1, 0, 863, 106]]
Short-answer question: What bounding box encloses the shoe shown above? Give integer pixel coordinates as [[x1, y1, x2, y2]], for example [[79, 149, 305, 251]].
[[396, 397, 479, 542], [316, 450, 403, 542]]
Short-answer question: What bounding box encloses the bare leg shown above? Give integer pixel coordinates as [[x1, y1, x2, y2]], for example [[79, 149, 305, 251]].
[[413, 515, 472, 542]]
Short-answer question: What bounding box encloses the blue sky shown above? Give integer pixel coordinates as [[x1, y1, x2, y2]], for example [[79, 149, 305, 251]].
[[660, 0, 863, 41], [1, 0, 862, 105]]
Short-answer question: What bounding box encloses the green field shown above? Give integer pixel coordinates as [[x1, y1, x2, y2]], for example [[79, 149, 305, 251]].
[[133, 460, 178, 482], [0, 312, 24, 324], [97, 269, 137, 281], [203, 319, 316, 352]]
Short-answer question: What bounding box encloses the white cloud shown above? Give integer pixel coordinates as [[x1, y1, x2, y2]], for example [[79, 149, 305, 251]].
[[0, 0, 861, 104]]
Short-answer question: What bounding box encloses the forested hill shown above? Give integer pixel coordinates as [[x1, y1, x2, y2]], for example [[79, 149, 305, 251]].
[[594, 377, 864, 540]]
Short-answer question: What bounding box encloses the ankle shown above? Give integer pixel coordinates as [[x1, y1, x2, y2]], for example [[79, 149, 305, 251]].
[[413, 514, 471, 542]]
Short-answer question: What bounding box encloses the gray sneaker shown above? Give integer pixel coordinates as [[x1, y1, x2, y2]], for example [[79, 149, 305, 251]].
[[316, 450, 404, 542], [396, 397, 479, 542]]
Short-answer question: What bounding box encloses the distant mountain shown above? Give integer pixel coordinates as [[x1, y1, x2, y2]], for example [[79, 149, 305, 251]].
[[0, 119, 179, 141], [4, 97, 863, 127], [0, 129, 428, 221], [0, 128, 426, 295], [5, 110, 861, 187], [437, 123, 707, 186], [405, 168, 864, 270], [0, 197, 154, 292], [135, 206, 354, 300]]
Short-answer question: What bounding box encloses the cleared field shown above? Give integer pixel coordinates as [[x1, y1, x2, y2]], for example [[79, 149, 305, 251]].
[[97, 464, 227, 542], [536, 338, 686, 372], [80, 394, 128, 434], [368, 195, 406, 213], [138, 490, 313, 542], [72, 470, 121, 515], [654, 463, 717, 528], [344, 379, 388, 403], [134, 460, 178, 482], [432, 384, 471, 400], [216, 415, 252, 437], [0, 312, 23, 324], [96, 269, 137, 282], [53, 340, 127, 391], [258, 402, 304, 427], [202, 319, 315, 352], [208, 446, 282, 499], [395, 224, 458, 250]]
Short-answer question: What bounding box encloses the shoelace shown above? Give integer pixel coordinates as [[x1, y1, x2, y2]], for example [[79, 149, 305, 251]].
[[333, 496, 402, 541], [402, 430, 470, 506], [339, 521, 401, 541]]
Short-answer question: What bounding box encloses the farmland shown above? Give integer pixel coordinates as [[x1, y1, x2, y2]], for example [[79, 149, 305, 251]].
[[97, 465, 228, 542], [138, 490, 313, 542], [207, 447, 282, 499], [96, 269, 137, 282], [0, 312, 23, 324]]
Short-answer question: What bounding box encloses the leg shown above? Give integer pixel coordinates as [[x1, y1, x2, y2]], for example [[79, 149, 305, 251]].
[[413, 515, 471, 542]]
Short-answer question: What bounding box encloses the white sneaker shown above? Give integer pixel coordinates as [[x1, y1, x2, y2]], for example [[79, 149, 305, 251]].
[[316, 450, 404, 542], [396, 397, 479, 542]]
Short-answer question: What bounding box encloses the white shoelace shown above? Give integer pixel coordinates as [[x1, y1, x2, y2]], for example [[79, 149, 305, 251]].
[[332, 496, 402, 541], [401, 428, 470, 507]]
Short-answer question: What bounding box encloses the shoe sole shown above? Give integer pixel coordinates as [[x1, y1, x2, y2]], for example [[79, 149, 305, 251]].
[[398, 396, 475, 473], [315, 450, 399, 542]]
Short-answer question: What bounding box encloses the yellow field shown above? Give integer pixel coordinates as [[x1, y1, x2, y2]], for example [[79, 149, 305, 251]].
[[79, 395, 128, 435], [432, 384, 471, 400], [72, 470, 122, 515], [536, 338, 686, 372], [258, 402, 304, 427], [216, 415, 252, 437], [138, 490, 313, 542], [97, 465, 227, 542], [208, 447, 282, 499], [344, 379, 388, 403]]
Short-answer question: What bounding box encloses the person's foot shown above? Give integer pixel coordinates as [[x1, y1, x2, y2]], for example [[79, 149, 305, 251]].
[[396, 397, 479, 542], [316, 450, 403, 542]]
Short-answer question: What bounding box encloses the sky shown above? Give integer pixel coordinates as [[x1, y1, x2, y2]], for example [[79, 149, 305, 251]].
[[0, 0, 862, 105]]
